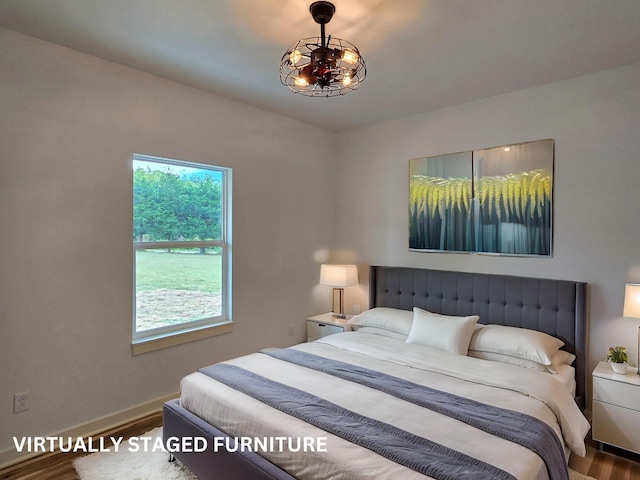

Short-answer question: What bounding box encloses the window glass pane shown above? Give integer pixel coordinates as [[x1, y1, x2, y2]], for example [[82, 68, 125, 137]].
[[135, 247, 223, 332], [132, 154, 230, 345], [133, 159, 223, 242]]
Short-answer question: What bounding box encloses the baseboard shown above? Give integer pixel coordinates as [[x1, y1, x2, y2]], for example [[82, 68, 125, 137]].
[[0, 391, 179, 470]]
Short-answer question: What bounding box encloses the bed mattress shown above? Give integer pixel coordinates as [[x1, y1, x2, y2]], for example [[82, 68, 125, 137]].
[[179, 332, 589, 480]]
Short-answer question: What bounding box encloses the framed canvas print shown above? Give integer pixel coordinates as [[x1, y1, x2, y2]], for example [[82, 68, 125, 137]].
[[409, 139, 553, 256], [409, 151, 473, 252]]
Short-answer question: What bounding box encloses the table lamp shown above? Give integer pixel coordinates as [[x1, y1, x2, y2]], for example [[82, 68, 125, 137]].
[[320, 264, 358, 317], [623, 283, 640, 376]]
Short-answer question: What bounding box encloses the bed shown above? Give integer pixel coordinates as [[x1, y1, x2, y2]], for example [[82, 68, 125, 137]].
[[163, 266, 589, 480]]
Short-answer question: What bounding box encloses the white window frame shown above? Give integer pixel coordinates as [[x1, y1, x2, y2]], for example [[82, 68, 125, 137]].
[[132, 154, 232, 354]]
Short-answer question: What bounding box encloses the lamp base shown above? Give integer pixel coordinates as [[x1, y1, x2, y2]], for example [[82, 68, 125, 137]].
[[331, 287, 345, 316]]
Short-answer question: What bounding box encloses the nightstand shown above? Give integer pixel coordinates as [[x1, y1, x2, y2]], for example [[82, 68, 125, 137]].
[[307, 313, 352, 342], [592, 361, 640, 454]]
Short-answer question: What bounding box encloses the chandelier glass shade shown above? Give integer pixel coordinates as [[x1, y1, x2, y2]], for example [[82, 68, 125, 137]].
[[280, 2, 366, 97]]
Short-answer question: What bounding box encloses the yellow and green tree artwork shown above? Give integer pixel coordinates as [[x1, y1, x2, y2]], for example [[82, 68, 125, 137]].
[[409, 174, 475, 252], [409, 140, 553, 255]]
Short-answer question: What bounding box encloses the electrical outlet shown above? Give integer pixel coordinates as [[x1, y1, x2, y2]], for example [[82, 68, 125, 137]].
[[353, 304, 361, 314], [14, 392, 29, 414], [288, 324, 294, 336]]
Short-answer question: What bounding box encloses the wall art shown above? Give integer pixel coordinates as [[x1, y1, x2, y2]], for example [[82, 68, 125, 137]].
[[409, 139, 553, 256]]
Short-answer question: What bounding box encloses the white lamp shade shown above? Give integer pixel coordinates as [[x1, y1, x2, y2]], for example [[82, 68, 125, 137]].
[[319, 264, 359, 287], [623, 284, 640, 318]]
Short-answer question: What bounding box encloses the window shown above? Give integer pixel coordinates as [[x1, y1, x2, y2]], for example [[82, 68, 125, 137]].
[[132, 154, 231, 352]]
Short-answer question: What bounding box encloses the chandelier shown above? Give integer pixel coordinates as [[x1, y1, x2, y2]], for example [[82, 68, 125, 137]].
[[280, 1, 367, 97]]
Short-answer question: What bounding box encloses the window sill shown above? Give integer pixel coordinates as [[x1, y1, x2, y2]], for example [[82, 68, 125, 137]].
[[132, 322, 233, 355]]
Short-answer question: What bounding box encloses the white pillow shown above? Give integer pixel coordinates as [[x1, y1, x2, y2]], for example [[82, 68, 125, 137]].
[[547, 350, 576, 373], [405, 307, 479, 355], [469, 324, 564, 366], [348, 307, 413, 336], [553, 349, 576, 367], [468, 349, 576, 373], [468, 348, 575, 373], [467, 350, 549, 372]]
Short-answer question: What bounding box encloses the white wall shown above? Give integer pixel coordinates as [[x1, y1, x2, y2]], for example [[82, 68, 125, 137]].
[[333, 62, 640, 394], [0, 28, 335, 457]]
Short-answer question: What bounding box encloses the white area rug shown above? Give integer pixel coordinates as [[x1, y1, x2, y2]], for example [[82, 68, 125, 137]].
[[73, 426, 597, 480], [570, 471, 599, 480], [569, 471, 599, 480], [73, 427, 196, 480]]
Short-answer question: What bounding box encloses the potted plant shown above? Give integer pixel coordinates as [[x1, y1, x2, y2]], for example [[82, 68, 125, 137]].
[[606, 346, 628, 374]]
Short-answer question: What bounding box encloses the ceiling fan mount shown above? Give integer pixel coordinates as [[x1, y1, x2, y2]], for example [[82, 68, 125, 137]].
[[309, 1, 336, 25]]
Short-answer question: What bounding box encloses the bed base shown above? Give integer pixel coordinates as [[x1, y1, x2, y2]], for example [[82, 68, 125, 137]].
[[163, 266, 587, 479], [163, 399, 295, 480]]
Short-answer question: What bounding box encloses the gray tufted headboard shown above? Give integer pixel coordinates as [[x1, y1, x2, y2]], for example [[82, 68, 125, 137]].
[[369, 266, 587, 410]]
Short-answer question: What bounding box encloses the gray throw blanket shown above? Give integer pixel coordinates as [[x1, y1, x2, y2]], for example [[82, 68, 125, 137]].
[[260, 348, 569, 480], [200, 362, 517, 480]]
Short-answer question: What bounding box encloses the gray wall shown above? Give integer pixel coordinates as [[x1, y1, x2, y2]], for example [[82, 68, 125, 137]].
[[333, 62, 640, 396], [0, 28, 335, 460]]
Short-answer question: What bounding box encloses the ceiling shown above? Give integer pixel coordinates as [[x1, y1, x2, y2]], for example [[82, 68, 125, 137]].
[[2, 0, 640, 131]]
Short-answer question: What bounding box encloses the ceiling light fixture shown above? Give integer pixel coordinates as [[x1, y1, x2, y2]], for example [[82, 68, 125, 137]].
[[280, 1, 367, 97]]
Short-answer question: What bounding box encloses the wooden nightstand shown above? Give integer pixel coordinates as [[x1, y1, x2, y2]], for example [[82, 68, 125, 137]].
[[307, 313, 352, 342], [592, 361, 640, 454]]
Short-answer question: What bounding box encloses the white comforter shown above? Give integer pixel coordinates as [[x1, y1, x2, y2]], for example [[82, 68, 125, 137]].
[[180, 332, 590, 480]]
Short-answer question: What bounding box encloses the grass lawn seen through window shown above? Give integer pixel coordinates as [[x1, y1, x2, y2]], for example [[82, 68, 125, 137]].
[[135, 250, 222, 331]]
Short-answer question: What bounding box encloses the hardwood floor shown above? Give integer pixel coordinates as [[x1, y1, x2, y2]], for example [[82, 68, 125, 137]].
[[569, 438, 640, 480], [2, 413, 639, 480], [0, 412, 163, 480]]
